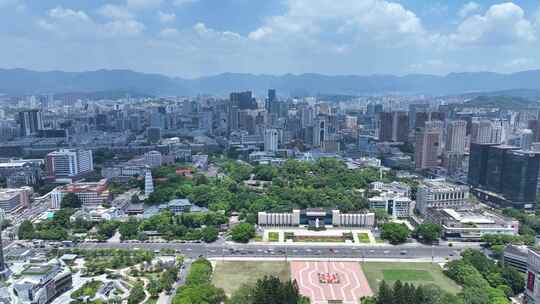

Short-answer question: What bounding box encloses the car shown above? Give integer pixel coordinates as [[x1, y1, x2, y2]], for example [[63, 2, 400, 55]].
[[400, 250, 407, 255]]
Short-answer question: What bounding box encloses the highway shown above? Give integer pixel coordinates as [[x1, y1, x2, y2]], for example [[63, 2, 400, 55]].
[[78, 242, 477, 260]]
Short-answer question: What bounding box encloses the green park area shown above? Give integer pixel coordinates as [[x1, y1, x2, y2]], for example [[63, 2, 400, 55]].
[[212, 261, 290, 295], [294, 235, 344, 243], [268, 232, 279, 242], [357, 232, 371, 243], [362, 262, 460, 294], [71, 280, 103, 299]]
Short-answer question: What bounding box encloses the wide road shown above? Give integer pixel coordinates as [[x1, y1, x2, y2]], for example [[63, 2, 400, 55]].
[[78, 242, 478, 260]]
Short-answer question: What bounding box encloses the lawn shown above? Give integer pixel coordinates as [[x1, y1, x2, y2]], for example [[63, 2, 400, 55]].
[[357, 233, 371, 243], [294, 236, 344, 243], [212, 261, 290, 295], [361, 262, 460, 294], [268, 232, 279, 242], [71, 280, 103, 299]]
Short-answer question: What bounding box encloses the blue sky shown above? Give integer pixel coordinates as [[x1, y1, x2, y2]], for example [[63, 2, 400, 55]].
[[0, 0, 539, 77]]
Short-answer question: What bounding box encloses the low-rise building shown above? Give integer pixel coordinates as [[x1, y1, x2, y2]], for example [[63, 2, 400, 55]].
[[258, 209, 375, 228], [370, 181, 411, 197], [425, 208, 519, 241], [369, 194, 413, 218], [504, 245, 529, 273], [0, 187, 32, 213], [416, 179, 469, 214], [11, 260, 72, 304], [50, 179, 110, 210], [525, 249, 540, 304]]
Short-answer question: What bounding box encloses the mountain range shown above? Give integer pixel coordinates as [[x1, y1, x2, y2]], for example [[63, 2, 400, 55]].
[[3, 68, 540, 97]]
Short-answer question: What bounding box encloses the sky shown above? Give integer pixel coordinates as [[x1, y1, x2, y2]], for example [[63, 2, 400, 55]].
[[0, 0, 540, 78]]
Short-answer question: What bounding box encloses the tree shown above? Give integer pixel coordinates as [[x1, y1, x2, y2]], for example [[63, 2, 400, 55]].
[[230, 223, 255, 243], [381, 223, 410, 244], [501, 266, 525, 295], [147, 278, 162, 298], [119, 217, 140, 241], [376, 281, 394, 304], [127, 282, 146, 304], [413, 222, 442, 243], [18, 220, 35, 239], [201, 226, 219, 243], [173, 283, 225, 304], [250, 276, 306, 304], [61, 193, 82, 209]]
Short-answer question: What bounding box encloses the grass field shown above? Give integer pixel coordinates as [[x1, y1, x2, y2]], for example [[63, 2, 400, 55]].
[[361, 262, 460, 294], [294, 236, 344, 243], [212, 261, 290, 295], [357, 233, 371, 243], [268, 232, 279, 242]]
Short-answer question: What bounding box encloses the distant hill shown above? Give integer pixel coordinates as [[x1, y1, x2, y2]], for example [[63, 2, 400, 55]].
[[3, 68, 540, 97], [461, 95, 540, 110]]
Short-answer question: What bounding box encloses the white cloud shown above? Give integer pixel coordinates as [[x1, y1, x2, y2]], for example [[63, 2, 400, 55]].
[[48, 6, 90, 22], [158, 11, 176, 23], [127, 0, 161, 10], [451, 2, 536, 46], [98, 4, 134, 20], [174, 0, 198, 7], [458, 2, 481, 18], [248, 27, 273, 40], [193, 22, 241, 40], [39, 6, 144, 39], [248, 0, 426, 45]]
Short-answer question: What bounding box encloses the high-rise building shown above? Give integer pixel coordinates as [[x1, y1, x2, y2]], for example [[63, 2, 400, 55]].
[[522, 129, 534, 150], [46, 149, 94, 178], [468, 144, 540, 208], [145, 170, 154, 197], [18, 109, 44, 136], [528, 120, 540, 142], [471, 120, 495, 144], [409, 104, 429, 129], [264, 128, 279, 152], [313, 116, 327, 147], [415, 123, 442, 170], [267, 89, 277, 113], [446, 120, 467, 153], [378, 111, 409, 142], [231, 91, 256, 110]]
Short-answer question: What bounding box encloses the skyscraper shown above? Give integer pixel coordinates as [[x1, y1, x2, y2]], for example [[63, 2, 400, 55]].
[[378, 111, 409, 142], [522, 129, 534, 150], [230, 91, 256, 110], [470, 120, 494, 144], [264, 128, 279, 152], [313, 116, 327, 147], [446, 120, 467, 153], [18, 109, 44, 136], [267, 89, 277, 113], [468, 144, 540, 208], [415, 123, 442, 170]]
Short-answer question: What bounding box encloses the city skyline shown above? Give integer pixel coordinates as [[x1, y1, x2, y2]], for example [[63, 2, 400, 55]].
[[0, 0, 539, 77]]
